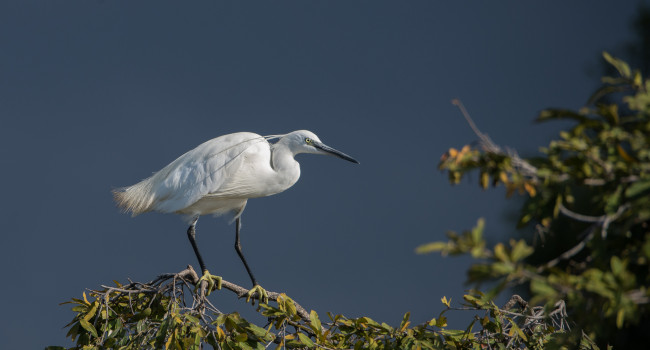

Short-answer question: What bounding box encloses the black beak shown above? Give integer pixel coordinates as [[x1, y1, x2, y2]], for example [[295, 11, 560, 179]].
[[313, 141, 360, 164]]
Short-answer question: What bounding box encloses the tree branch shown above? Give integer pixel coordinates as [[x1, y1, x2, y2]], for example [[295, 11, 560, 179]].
[[93, 265, 312, 323], [451, 99, 642, 188], [452, 99, 539, 179]]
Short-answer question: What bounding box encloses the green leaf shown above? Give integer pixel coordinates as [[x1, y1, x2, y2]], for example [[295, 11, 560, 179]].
[[616, 309, 625, 329], [136, 319, 145, 334], [309, 310, 322, 334], [491, 262, 515, 275], [530, 279, 557, 299], [610, 256, 626, 277], [510, 240, 533, 262], [277, 294, 297, 317], [113, 318, 123, 334], [588, 84, 629, 104], [436, 316, 448, 328], [605, 185, 623, 214], [297, 332, 315, 347], [603, 52, 632, 78], [536, 108, 587, 123], [415, 242, 447, 254], [65, 322, 80, 341], [439, 329, 467, 339], [602, 76, 631, 85], [184, 314, 200, 324], [234, 332, 248, 342], [598, 103, 620, 125], [471, 218, 485, 243], [83, 301, 99, 321], [399, 312, 411, 331], [79, 319, 98, 338], [625, 180, 650, 199], [381, 322, 394, 332], [236, 339, 254, 350], [71, 305, 87, 313], [493, 243, 509, 262], [507, 319, 528, 341]]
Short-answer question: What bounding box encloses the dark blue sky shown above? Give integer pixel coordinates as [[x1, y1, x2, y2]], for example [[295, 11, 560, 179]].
[[0, 1, 643, 348]]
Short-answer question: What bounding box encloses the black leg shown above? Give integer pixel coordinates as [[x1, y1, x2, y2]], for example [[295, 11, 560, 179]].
[[187, 217, 208, 274], [234, 217, 258, 286]]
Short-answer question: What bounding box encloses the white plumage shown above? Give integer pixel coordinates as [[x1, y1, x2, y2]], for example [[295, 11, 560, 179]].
[[113, 130, 358, 293], [114, 130, 357, 221]]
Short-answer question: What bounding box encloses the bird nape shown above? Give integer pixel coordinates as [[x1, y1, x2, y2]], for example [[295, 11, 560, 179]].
[[113, 130, 359, 303]]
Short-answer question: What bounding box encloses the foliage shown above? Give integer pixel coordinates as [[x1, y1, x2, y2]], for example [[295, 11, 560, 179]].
[[49, 52, 650, 350], [424, 52, 650, 348], [48, 266, 584, 350]]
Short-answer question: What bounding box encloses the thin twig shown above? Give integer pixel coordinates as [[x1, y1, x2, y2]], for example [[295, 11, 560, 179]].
[[540, 229, 594, 272], [452, 99, 501, 154], [93, 265, 312, 323], [452, 99, 539, 178]]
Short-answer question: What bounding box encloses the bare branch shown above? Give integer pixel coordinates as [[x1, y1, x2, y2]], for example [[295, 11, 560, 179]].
[[541, 202, 630, 271], [558, 202, 629, 237], [452, 99, 539, 179], [451, 99, 644, 189], [452, 98, 501, 154], [558, 203, 605, 223], [449, 294, 570, 344], [539, 228, 595, 272]]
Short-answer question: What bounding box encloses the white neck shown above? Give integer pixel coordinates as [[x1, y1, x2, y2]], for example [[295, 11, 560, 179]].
[[271, 143, 301, 190]]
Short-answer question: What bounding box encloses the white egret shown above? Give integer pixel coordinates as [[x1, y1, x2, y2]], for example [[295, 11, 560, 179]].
[[113, 130, 358, 302]]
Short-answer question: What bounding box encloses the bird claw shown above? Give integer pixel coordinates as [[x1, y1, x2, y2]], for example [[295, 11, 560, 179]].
[[194, 270, 222, 296], [246, 284, 269, 305]]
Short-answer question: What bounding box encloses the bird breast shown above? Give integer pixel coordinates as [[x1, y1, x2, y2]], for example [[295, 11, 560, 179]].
[[177, 141, 301, 218], [216, 146, 301, 199]]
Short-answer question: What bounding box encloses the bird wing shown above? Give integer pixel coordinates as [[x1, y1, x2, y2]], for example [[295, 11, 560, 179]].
[[149, 132, 269, 213]]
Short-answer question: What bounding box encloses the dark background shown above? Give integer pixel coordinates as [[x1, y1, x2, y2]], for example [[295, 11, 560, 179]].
[[0, 1, 643, 348]]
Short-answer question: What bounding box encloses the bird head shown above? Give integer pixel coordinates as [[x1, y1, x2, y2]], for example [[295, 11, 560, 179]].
[[281, 130, 359, 164]]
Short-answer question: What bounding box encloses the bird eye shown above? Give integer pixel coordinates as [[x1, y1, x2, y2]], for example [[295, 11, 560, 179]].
[[305, 138, 312, 144]]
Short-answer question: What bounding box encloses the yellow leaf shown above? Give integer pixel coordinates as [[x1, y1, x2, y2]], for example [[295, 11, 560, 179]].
[[524, 182, 536, 197], [448, 148, 458, 157], [82, 292, 89, 305], [480, 172, 489, 189], [499, 172, 509, 184], [634, 71, 642, 86], [617, 144, 636, 162], [441, 296, 451, 307], [216, 327, 226, 341], [83, 301, 98, 321], [616, 309, 625, 328], [494, 243, 509, 262], [165, 333, 174, 350]]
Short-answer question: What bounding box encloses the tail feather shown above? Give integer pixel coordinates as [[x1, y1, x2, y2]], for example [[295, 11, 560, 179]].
[[112, 177, 156, 216]]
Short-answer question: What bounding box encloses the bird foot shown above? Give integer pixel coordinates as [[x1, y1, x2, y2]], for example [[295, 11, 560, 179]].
[[194, 270, 222, 296], [246, 284, 269, 305]]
